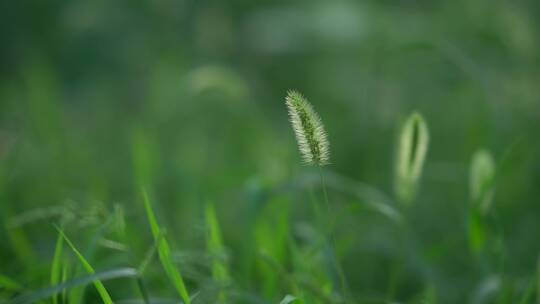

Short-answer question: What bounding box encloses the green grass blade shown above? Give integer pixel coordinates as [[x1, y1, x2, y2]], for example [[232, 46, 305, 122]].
[[55, 227, 113, 304], [50, 230, 64, 304], [8, 268, 137, 304], [318, 170, 402, 223], [61, 260, 70, 304], [205, 203, 229, 302], [137, 230, 164, 276], [0, 274, 22, 291], [467, 208, 486, 255], [518, 278, 535, 304], [537, 255, 540, 304], [279, 295, 299, 304], [142, 190, 191, 304]]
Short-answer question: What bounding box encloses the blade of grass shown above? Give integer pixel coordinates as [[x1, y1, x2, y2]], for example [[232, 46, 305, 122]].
[[137, 230, 164, 276], [518, 278, 535, 304], [6, 224, 36, 268], [205, 203, 229, 303], [254, 198, 290, 298], [537, 255, 540, 304], [8, 268, 137, 304], [134, 277, 150, 304], [142, 189, 191, 304], [50, 229, 64, 304], [69, 212, 115, 304], [61, 260, 70, 304], [55, 226, 113, 304], [133, 229, 163, 304], [279, 295, 299, 304], [298, 170, 402, 222], [0, 274, 22, 291]]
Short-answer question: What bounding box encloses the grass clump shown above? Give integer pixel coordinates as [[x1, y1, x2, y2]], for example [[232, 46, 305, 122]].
[[285, 90, 350, 300]]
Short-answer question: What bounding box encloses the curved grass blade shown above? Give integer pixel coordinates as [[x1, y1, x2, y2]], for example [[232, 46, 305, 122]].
[[8, 268, 138, 304], [297, 170, 402, 222], [67, 218, 114, 304], [142, 190, 191, 304], [55, 227, 113, 304], [50, 230, 64, 304]]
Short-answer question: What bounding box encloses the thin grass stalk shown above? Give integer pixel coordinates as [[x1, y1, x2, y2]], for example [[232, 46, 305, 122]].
[[318, 166, 349, 301]]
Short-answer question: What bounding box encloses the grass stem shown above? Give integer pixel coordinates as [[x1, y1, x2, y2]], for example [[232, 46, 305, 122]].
[[318, 166, 349, 302]]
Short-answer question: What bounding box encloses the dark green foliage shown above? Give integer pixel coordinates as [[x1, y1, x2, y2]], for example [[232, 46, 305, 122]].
[[1, 0, 540, 303]]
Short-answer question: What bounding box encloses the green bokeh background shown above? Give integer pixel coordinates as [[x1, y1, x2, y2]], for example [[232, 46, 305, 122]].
[[1, 0, 539, 303]]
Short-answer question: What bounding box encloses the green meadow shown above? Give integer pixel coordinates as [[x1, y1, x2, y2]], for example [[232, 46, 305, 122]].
[[1, 1, 540, 303]]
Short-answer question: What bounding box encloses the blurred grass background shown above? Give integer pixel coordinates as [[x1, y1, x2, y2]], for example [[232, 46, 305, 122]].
[[1, 0, 540, 303]]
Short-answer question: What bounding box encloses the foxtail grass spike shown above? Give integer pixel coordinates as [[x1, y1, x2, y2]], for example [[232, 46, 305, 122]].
[[469, 149, 496, 214], [395, 112, 429, 204], [285, 90, 330, 166]]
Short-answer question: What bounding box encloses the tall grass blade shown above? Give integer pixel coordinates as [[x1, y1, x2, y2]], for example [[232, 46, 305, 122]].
[[142, 190, 191, 304], [205, 203, 229, 303], [467, 209, 486, 255], [395, 112, 429, 205], [8, 268, 137, 304], [61, 260, 70, 304], [50, 230, 64, 304], [255, 198, 290, 297], [55, 227, 113, 304]]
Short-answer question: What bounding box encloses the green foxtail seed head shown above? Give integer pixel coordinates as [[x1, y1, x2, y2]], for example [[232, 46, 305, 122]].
[[395, 112, 429, 204], [469, 149, 495, 214], [285, 90, 330, 166]]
